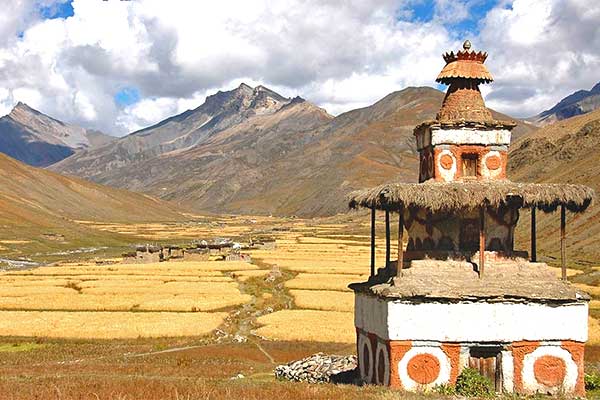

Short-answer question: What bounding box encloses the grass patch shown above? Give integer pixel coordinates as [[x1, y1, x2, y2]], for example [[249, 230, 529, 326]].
[[0, 342, 45, 352]]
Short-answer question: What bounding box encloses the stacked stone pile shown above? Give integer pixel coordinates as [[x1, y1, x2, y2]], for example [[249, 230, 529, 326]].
[[275, 353, 357, 383]]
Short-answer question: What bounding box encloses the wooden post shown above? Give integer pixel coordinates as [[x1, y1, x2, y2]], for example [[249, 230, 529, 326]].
[[561, 205, 566, 281], [397, 205, 404, 277], [370, 207, 376, 277], [531, 207, 537, 262], [479, 206, 485, 278], [385, 210, 391, 268]]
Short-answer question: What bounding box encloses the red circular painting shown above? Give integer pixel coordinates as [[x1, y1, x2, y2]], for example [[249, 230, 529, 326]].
[[407, 353, 440, 384], [440, 154, 454, 170], [533, 355, 566, 387], [485, 155, 501, 170]]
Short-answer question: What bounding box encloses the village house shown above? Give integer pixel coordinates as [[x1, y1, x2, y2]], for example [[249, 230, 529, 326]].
[[348, 41, 595, 396]]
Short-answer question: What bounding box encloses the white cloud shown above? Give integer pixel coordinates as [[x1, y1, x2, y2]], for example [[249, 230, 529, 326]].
[[480, 0, 600, 117], [0, 0, 597, 134]]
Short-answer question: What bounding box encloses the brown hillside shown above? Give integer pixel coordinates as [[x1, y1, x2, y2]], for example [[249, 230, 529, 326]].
[[52, 86, 535, 217], [0, 153, 183, 224], [509, 109, 600, 264], [0, 153, 186, 259]]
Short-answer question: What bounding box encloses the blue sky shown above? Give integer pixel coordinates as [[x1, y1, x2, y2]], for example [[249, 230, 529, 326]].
[[40, 0, 74, 20], [408, 0, 500, 36]]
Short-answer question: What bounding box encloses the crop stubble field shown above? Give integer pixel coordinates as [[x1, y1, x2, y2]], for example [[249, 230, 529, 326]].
[[1, 213, 600, 399]]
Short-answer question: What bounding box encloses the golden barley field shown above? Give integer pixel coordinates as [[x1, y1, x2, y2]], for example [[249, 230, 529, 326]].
[[254, 310, 355, 343], [1, 213, 599, 347], [0, 311, 226, 339]]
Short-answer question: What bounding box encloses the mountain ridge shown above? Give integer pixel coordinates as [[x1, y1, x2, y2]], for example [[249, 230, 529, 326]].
[[0, 102, 114, 167], [529, 81, 600, 126], [53, 85, 535, 217]]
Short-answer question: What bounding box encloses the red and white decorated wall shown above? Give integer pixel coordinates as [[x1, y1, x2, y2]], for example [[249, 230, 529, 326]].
[[414, 125, 512, 183], [354, 293, 588, 396]]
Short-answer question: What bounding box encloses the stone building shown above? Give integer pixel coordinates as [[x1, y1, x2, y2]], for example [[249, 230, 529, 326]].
[[348, 41, 595, 396]]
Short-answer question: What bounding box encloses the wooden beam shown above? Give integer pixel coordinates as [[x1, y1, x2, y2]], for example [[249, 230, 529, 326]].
[[561, 205, 566, 281], [370, 207, 376, 277], [397, 205, 404, 277], [479, 206, 485, 278], [531, 207, 537, 262], [385, 210, 391, 268]]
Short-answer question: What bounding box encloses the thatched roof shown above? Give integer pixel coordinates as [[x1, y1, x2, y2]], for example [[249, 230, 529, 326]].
[[348, 180, 595, 213]]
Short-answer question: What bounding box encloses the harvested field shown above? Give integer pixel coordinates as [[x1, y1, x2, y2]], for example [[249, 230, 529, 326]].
[[285, 273, 367, 291], [255, 310, 355, 343], [0, 260, 256, 321], [0, 292, 251, 312], [0, 311, 226, 339], [290, 289, 354, 312], [6, 260, 258, 275], [0, 213, 599, 399]]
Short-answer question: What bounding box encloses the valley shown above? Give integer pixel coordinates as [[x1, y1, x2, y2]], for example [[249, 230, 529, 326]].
[[1, 213, 600, 399]]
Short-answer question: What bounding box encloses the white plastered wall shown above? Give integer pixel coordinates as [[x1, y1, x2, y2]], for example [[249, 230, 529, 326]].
[[430, 128, 511, 146], [354, 294, 588, 343]]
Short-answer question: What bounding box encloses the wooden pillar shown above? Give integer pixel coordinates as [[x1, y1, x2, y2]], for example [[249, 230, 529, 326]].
[[385, 210, 391, 268], [531, 207, 537, 262], [479, 206, 485, 278], [370, 207, 376, 277], [561, 205, 566, 281], [397, 205, 404, 277]]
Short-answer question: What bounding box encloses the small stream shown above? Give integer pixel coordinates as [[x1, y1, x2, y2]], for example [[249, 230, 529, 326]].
[[0, 258, 44, 271]]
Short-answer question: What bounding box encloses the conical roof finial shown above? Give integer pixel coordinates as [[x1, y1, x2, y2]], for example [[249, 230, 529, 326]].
[[463, 40, 471, 50]]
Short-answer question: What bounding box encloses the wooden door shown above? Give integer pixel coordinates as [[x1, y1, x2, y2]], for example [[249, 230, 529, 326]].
[[469, 348, 502, 392]]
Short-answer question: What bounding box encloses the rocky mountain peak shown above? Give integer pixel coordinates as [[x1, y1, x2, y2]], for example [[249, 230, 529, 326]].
[[8, 102, 43, 121], [0, 101, 114, 167], [531, 81, 600, 126]]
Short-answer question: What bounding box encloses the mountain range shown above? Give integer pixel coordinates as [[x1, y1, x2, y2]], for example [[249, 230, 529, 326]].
[[1, 81, 599, 263], [529, 81, 600, 126], [0, 102, 114, 167], [52, 84, 535, 216], [509, 108, 600, 263]]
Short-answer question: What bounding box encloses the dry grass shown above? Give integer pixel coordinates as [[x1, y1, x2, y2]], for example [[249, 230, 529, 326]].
[[254, 310, 354, 343], [229, 269, 270, 282], [548, 267, 581, 278], [574, 283, 600, 297], [0, 292, 250, 312], [0, 286, 77, 296], [0, 260, 253, 316], [6, 260, 258, 275], [285, 273, 367, 291], [290, 289, 354, 312], [81, 281, 240, 295], [0, 311, 226, 339], [590, 317, 600, 345]]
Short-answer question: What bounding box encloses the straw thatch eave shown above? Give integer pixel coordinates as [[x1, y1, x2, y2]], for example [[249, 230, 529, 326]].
[[348, 181, 595, 214]]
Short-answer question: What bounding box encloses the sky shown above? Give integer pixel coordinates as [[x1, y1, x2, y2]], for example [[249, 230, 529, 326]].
[[0, 0, 598, 136]]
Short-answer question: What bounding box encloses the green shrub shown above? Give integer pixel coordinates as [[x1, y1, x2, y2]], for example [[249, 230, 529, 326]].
[[585, 372, 600, 391], [455, 367, 494, 398], [433, 383, 456, 395]]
